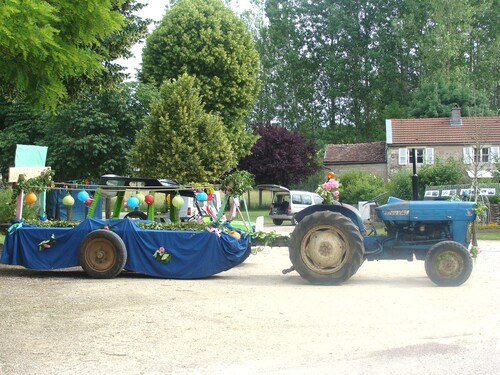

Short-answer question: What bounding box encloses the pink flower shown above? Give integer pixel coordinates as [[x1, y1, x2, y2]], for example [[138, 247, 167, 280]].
[[158, 247, 165, 252], [333, 190, 340, 196]]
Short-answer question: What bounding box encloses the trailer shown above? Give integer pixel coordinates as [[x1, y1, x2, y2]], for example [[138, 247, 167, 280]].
[[1, 176, 251, 279]]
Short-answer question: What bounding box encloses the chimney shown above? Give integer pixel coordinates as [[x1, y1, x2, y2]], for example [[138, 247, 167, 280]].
[[450, 104, 462, 126]]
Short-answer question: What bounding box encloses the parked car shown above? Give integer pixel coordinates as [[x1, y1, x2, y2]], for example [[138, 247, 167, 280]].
[[257, 184, 324, 225]]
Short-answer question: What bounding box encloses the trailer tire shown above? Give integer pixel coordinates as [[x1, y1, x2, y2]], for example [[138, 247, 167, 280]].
[[79, 230, 127, 279], [425, 241, 473, 286], [273, 219, 283, 226], [289, 211, 364, 285]]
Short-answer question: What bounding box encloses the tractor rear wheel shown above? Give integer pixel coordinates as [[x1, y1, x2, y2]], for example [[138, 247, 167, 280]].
[[79, 230, 127, 279], [289, 211, 364, 285], [424, 241, 473, 286]]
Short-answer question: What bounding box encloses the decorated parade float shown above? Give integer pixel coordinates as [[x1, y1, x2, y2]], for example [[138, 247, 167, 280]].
[[1, 168, 265, 279]]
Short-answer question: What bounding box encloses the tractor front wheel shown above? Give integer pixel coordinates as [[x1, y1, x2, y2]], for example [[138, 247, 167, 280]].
[[289, 211, 364, 285], [424, 241, 473, 286]]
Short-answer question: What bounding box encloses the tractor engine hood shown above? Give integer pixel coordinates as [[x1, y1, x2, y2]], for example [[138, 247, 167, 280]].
[[376, 197, 476, 223]]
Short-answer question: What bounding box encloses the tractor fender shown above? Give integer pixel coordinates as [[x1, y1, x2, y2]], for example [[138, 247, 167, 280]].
[[294, 203, 366, 235]]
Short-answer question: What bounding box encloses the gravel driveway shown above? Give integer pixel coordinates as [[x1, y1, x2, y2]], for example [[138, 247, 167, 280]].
[[0, 225, 499, 375]]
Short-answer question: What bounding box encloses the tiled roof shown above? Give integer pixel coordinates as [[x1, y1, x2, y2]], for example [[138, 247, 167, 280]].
[[389, 116, 500, 145], [324, 141, 386, 164]]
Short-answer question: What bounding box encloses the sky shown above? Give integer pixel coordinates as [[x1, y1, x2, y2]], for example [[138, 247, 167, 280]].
[[117, 0, 252, 79]]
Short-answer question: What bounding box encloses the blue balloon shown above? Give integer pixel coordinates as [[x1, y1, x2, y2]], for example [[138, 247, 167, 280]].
[[196, 192, 208, 201], [77, 190, 90, 203], [127, 196, 140, 209]]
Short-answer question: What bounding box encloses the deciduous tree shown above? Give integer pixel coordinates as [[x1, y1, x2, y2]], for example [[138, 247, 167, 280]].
[[238, 123, 320, 186], [0, 0, 149, 110], [140, 0, 261, 159]]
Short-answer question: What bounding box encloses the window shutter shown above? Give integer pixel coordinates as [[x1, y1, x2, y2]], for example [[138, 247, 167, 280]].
[[463, 147, 473, 164], [399, 148, 407, 165], [491, 147, 500, 162], [425, 148, 434, 164]]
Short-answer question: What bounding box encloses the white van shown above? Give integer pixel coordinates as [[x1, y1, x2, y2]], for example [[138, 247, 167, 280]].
[[257, 184, 324, 225], [178, 191, 221, 221]]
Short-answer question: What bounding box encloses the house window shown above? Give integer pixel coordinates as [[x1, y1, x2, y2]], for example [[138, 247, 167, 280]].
[[463, 146, 500, 164], [398, 148, 434, 165], [409, 148, 424, 164], [474, 148, 489, 163]]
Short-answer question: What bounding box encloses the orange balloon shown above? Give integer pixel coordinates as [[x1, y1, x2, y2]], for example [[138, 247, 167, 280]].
[[25, 192, 37, 205], [166, 194, 171, 203]]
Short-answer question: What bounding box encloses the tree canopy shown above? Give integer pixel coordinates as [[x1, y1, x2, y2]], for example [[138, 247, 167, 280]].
[[238, 123, 320, 186], [140, 0, 261, 159], [0, 82, 157, 181], [249, 0, 498, 147], [0, 0, 149, 110], [129, 74, 236, 182]]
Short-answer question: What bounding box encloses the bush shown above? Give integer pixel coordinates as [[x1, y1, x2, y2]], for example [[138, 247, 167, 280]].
[[0, 188, 41, 223], [418, 158, 467, 196], [386, 170, 413, 200], [0, 188, 15, 223], [338, 171, 385, 204], [488, 196, 500, 204]]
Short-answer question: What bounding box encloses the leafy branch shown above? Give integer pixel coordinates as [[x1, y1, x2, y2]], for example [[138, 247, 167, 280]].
[[220, 170, 255, 197], [12, 169, 55, 204]]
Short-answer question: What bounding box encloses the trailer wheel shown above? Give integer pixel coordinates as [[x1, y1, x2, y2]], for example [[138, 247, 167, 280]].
[[273, 219, 283, 226], [289, 211, 364, 285], [425, 241, 473, 286], [79, 230, 127, 279]]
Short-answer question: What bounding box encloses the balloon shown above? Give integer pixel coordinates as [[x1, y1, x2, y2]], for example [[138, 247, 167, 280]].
[[77, 190, 89, 203], [145, 194, 154, 205], [25, 192, 37, 205], [196, 191, 208, 201], [229, 230, 241, 240], [172, 194, 184, 209], [135, 193, 145, 203], [62, 194, 75, 206], [166, 194, 171, 203], [85, 198, 93, 206], [127, 196, 140, 209]]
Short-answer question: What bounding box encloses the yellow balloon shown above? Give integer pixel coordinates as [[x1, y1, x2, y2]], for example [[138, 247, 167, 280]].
[[172, 194, 184, 208]]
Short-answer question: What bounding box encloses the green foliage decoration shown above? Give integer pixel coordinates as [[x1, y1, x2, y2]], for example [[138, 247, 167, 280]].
[[220, 170, 255, 197], [12, 169, 54, 203]]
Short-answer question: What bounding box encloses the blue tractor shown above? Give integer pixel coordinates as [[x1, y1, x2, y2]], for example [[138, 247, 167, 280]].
[[288, 195, 477, 286]]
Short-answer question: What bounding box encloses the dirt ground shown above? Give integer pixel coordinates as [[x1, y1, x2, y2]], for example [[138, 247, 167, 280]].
[[0, 225, 499, 375]]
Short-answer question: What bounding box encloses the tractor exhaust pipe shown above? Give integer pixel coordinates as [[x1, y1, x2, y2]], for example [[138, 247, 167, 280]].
[[411, 148, 419, 200]]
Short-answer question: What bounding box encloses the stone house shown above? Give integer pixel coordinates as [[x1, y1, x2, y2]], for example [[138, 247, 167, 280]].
[[324, 108, 500, 181]]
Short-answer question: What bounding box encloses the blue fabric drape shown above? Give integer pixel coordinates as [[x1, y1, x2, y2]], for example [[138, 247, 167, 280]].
[[1, 219, 251, 279]]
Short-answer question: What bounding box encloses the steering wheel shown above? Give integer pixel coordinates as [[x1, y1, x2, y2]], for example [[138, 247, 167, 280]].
[[363, 192, 388, 206]]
